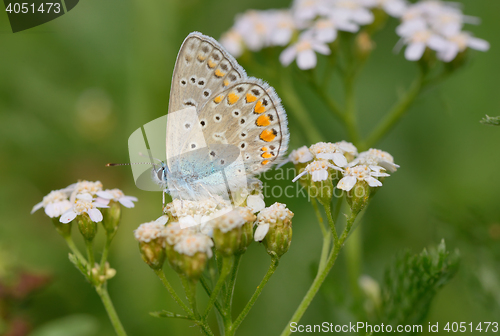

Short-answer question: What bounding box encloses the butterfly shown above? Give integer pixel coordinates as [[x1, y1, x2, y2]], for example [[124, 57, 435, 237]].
[[126, 32, 289, 203]]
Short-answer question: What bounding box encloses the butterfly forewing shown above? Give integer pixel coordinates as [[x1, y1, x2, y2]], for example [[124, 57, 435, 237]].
[[169, 32, 247, 113]]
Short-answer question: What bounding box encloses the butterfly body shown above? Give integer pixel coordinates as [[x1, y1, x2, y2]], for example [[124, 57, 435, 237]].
[[135, 32, 289, 201]]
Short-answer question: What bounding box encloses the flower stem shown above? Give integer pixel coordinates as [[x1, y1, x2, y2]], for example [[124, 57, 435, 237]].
[[200, 276, 224, 316], [203, 256, 232, 319], [364, 72, 425, 149], [280, 214, 357, 336], [100, 235, 113, 272], [85, 240, 95, 271], [311, 198, 330, 271], [64, 236, 87, 266], [95, 285, 128, 336], [228, 255, 280, 336], [323, 203, 338, 243], [224, 254, 242, 314], [154, 269, 192, 316], [181, 276, 200, 319]]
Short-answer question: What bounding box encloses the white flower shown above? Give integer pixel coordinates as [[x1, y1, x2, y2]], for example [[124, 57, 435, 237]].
[[292, 159, 342, 183], [212, 207, 256, 233], [400, 26, 449, 61], [134, 221, 167, 243], [280, 31, 331, 70], [310, 15, 358, 43], [220, 29, 244, 58], [437, 31, 490, 62], [174, 233, 214, 258], [270, 10, 295, 46], [333, 0, 375, 26], [164, 222, 195, 246], [96, 189, 138, 208], [31, 189, 72, 218], [292, 0, 329, 27], [337, 165, 389, 191], [350, 148, 399, 173], [289, 145, 314, 165], [255, 203, 294, 241], [67, 180, 103, 202], [335, 141, 358, 158], [234, 10, 274, 52], [370, 0, 408, 17], [59, 198, 108, 224], [309, 142, 348, 167]]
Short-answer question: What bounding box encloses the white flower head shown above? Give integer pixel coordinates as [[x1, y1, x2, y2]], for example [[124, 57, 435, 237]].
[[96, 189, 138, 208], [292, 0, 330, 27], [292, 159, 342, 183], [31, 189, 72, 218], [369, 0, 408, 17], [335, 141, 358, 159], [134, 221, 167, 243], [333, 0, 375, 26], [309, 142, 348, 167], [67, 180, 103, 202], [174, 233, 214, 258], [220, 29, 244, 58], [246, 194, 266, 213], [350, 148, 399, 172], [269, 10, 296, 46], [401, 26, 449, 61], [280, 31, 331, 70], [289, 145, 314, 165], [234, 10, 274, 52], [255, 202, 294, 241], [59, 198, 108, 224], [438, 31, 490, 62], [337, 165, 389, 191], [212, 207, 256, 233]]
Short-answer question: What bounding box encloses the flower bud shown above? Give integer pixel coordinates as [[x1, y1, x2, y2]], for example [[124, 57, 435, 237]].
[[212, 207, 256, 257], [77, 213, 97, 242], [355, 31, 375, 61], [134, 221, 167, 270], [102, 200, 121, 237], [52, 218, 72, 238], [346, 180, 371, 216], [169, 231, 213, 281], [255, 203, 294, 258]]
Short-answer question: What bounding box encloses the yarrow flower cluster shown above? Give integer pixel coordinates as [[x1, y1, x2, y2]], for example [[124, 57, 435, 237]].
[[32, 180, 137, 224], [396, 0, 489, 61], [290, 141, 398, 192], [220, 0, 488, 68]]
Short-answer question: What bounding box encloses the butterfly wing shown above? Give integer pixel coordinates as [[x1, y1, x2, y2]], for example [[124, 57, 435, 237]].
[[197, 78, 289, 176]]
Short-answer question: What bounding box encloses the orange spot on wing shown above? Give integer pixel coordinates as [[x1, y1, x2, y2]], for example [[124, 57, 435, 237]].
[[228, 93, 239, 105], [262, 160, 270, 165], [214, 69, 225, 78], [260, 129, 276, 142], [261, 147, 269, 151], [262, 152, 273, 159], [223, 79, 229, 86], [207, 60, 216, 68], [256, 114, 271, 126], [197, 54, 206, 62], [246, 93, 257, 103], [214, 95, 223, 104], [254, 101, 266, 114]]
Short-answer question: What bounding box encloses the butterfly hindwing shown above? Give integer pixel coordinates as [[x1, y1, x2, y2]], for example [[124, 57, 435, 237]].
[[169, 32, 247, 113]]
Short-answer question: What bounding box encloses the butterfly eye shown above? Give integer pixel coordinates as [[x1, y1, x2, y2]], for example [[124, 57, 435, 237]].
[[157, 168, 165, 181]]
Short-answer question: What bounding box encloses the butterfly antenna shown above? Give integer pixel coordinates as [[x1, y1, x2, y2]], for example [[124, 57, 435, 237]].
[[106, 162, 154, 167], [138, 152, 163, 163]]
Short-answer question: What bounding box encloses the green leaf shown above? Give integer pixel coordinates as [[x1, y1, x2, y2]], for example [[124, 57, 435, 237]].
[[377, 240, 460, 332], [480, 115, 500, 126], [30, 314, 99, 336]]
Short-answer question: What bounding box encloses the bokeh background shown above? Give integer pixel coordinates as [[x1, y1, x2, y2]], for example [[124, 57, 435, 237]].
[[1, 0, 499, 335]]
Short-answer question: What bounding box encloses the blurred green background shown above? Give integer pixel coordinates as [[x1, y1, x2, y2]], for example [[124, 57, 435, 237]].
[[1, 0, 499, 335]]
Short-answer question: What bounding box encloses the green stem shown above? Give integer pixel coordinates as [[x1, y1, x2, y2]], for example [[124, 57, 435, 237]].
[[85, 240, 95, 271], [228, 255, 280, 336], [280, 214, 357, 336], [224, 254, 242, 314], [203, 256, 232, 319], [100, 235, 113, 272], [310, 198, 330, 271], [364, 72, 425, 149], [95, 285, 128, 336], [200, 276, 224, 316], [323, 203, 338, 243], [64, 236, 87, 267], [154, 269, 192, 316], [182, 276, 199, 319]]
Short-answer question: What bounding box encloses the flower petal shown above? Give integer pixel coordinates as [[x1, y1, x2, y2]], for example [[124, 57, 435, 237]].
[[247, 195, 266, 213], [279, 46, 297, 66], [311, 169, 329, 182], [60, 211, 77, 224], [297, 49, 317, 69], [331, 153, 348, 168], [156, 215, 169, 225], [118, 197, 135, 208], [405, 42, 426, 61], [254, 223, 270, 242], [468, 37, 490, 51], [96, 191, 114, 199], [31, 201, 44, 214], [366, 176, 383, 187], [337, 176, 357, 191], [88, 208, 103, 222]]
